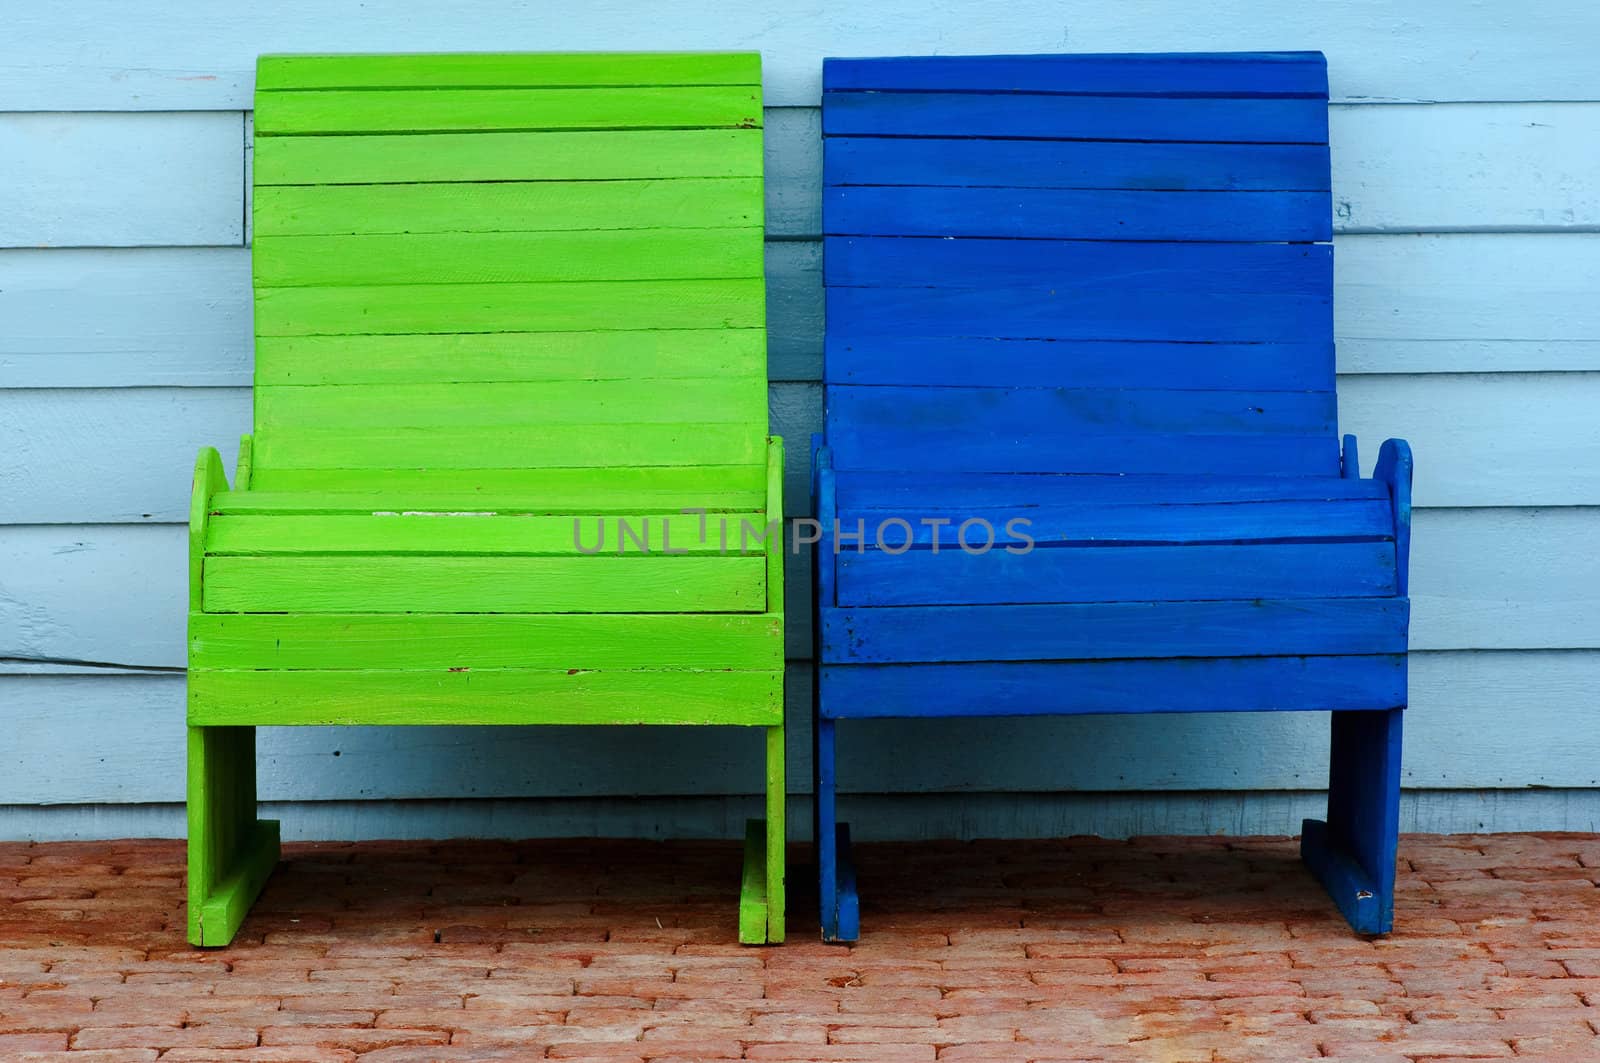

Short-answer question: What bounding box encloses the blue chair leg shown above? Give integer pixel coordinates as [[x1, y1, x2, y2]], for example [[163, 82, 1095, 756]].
[[1302, 706, 1403, 935], [815, 716, 859, 943]]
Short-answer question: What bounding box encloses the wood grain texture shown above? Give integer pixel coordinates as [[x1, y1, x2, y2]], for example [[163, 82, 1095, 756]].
[[10, 232, 1600, 389], [5, 3, 1598, 108], [190, 612, 783, 670], [819, 657, 1406, 718], [189, 667, 784, 726], [0, 112, 243, 249], [15, 103, 1600, 253], [255, 129, 761, 184], [12, 371, 1600, 524], [15, 508, 1588, 673], [11, 652, 1600, 803], [255, 85, 762, 134]]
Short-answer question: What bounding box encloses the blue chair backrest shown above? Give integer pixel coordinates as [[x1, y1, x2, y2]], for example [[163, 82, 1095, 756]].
[[821, 52, 1336, 477]]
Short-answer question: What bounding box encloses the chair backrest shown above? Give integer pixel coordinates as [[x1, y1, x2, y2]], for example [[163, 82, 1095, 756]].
[[250, 52, 767, 490], [821, 52, 1336, 477]]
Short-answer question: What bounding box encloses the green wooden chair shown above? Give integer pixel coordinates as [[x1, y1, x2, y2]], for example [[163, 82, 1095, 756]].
[[186, 52, 784, 946]]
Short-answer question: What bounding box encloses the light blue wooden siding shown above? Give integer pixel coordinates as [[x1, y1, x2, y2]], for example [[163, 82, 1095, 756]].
[[4, 5, 1600, 838]]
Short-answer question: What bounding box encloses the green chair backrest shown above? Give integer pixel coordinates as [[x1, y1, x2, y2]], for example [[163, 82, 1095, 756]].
[[249, 52, 766, 492]]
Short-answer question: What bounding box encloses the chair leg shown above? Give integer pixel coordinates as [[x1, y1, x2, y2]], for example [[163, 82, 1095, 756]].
[[1302, 707, 1403, 935], [186, 725, 279, 947], [816, 716, 859, 943], [739, 725, 786, 945]]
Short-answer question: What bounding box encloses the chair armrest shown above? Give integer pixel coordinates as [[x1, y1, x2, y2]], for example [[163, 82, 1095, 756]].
[[189, 447, 230, 611], [1373, 438, 1414, 596]]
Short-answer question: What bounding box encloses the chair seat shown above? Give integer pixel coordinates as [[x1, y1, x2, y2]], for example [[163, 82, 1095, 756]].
[[825, 471, 1398, 609], [201, 491, 769, 615]]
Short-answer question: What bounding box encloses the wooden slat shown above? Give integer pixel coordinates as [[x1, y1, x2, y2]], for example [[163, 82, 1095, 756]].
[[190, 612, 782, 670], [834, 498, 1393, 547], [827, 429, 1338, 477], [255, 86, 762, 135], [254, 129, 761, 185], [826, 286, 1329, 343], [252, 423, 766, 470], [822, 92, 1329, 143], [827, 386, 1336, 440], [822, 52, 1328, 97], [189, 667, 783, 726], [202, 555, 766, 613], [256, 329, 764, 386], [825, 137, 1331, 190], [833, 471, 1389, 510], [826, 338, 1333, 391], [822, 599, 1409, 663], [254, 279, 765, 336], [216, 464, 767, 511], [818, 656, 1405, 718], [834, 541, 1396, 606], [206, 512, 766, 557], [254, 178, 763, 237], [255, 379, 764, 429], [824, 187, 1331, 242], [257, 52, 762, 91], [254, 228, 763, 286], [824, 238, 1331, 291]]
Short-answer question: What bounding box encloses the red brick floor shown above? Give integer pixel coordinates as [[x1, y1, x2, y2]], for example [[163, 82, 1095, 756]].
[[3, 834, 1600, 1061]]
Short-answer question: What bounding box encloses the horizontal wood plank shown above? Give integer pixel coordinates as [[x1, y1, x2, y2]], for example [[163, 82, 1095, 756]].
[[255, 86, 762, 135], [255, 378, 765, 429], [255, 328, 765, 386], [819, 656, 1406, 718], [254, 178, 763, 237], [824, 187, 1332, 242], [202, 555, 766, 612], [257, 51, 762, 90], [5, 6, 1594, 109], [190, 612, 781, 670], [254, 128, 761, 184], [821, 599, 1409, 662], [824, 237, 1331, 291], [834, 540, 1396, 606], [832, 498, 1393, 547], [826, 286, 1330, 343], [252, 422, 765, 471], [826, 136, 1331, 193], [822, 92, 1328, 142], [0, 112, 242, 249], [826, 384, 1337, 440], [206, 512, 766, 556], [833, 471, 1389, 510], [189, 667, 783, 726], [826, 338, 1334, 391], [255, 279, 765, 335], [217, 464, 768, 512], [254, 228, 763, 286], [823, 52, 1327, 96]]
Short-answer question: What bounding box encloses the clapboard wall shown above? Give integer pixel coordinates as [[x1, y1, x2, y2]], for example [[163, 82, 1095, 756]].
[[5, 1, 1600, 841]]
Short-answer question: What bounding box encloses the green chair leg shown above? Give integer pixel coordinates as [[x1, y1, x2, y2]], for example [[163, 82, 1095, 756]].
[[187, 725, 280, 946], [739, 725, 786, 944]]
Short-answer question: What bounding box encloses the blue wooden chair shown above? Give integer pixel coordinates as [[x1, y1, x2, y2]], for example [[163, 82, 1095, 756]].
[[812, 51, 1412, 940]]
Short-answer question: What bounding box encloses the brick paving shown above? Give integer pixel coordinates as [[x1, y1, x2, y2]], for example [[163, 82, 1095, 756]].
[[3, 834, 1600, 1061]]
